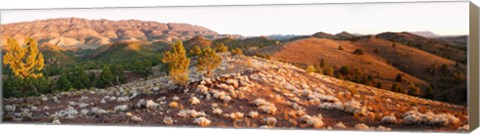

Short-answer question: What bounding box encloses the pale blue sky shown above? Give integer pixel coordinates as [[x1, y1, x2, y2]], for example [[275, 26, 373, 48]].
[[0, 1, 469, 36]]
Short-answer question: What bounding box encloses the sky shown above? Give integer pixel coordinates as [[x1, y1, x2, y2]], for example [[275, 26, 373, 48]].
[[0, 1, 469, 37]]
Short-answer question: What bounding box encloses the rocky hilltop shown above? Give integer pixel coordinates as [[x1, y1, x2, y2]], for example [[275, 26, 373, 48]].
[[2, 53, 468, 132], [0, 18, 242, 49]]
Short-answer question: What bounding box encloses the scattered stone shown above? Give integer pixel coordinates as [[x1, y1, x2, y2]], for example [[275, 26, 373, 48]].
[[90, 107, 107, 115], [213, 108, 223, 115], [249, 111, 259, 118], [264, 117, 277, 126], [146, 100, 159, 109], [153, 87, 160, 91], [109, 96, 117, 101], [375, 125, 391, 131], [56, 106, 79, 119], [136, 99, 147, 108], [78, 102, 89, 109], [4, 105, 16, 112], [68, 101, 77, 106], [354, 123, 371, 130], [30, 106, 39, 112], [189, 97, 201, 105], [163, 117, 174, 125], [117, 96, 129, 102], [172, 96, 180, 101], [381, 116, 397, 124], [114, 105, 129, 112], [41, 96, 48, 101], [100, 99, 106, 104], [334, 122, 347, 129], [131, 115, 143, 122], [193, 117, 212, 127], [52, 119, 61, 124]]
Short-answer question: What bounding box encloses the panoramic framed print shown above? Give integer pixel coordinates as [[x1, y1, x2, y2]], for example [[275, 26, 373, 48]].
[[1, 1, 479, 133]]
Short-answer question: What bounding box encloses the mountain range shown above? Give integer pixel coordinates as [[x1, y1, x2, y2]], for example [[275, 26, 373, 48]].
[[0, 18, 242, 49]]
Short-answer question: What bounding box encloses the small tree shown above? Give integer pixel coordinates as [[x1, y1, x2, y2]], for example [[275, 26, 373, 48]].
[[306, 65, 316, 73], [3, 38, 45, 96], [231, 48, 243, 56], [319, 58, 326, 68], [190, 45, 202, 56], [132, 60, 152, 80], [57, 74, 74, 91], [407, 83, 421, 96], [395, 74, 403, 82], [338, 45, 344, 50], [196, 47, 222, 77], [215, 43, 229, 52], [391, 83, 400, 92], [424, 85, 435, 100], [324, 66, 334, 76], [339, 66, 350, 75], [162, 40, 191, 84], [94, 65, 115, 88], [3, 38, 45, 79]]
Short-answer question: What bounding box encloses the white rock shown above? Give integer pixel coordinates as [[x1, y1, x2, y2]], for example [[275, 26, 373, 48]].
[[4, 105, 16, 112], [375, 125, 391, 131], [172, 96, 180, 101], [381, 116, 397, 124], [136, 99, 147, 108], [263, 117, 277, 126], [114, 105, 129, 112], [117, 96, 129, 102], [163, 117, 174, 125], [403, 115, 419, 124], [78, 102, 89, 109], [131, 115, 143, 122], [153, 87, 160, 91], [146, 100, 159, 109], [334, 122, 347, 129], [52, 119, 61, 124], [355, 123, 371, 130], [91, 107, 107, 115], [189, 97, 201, 105], [249, 111, 259, 118], [56, 106, 79, 119], [193, 117, 212, 127], [109, 96, 117, 101], [213, 108, 223, 115]]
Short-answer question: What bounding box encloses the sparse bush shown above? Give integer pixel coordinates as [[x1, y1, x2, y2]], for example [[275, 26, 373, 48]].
[[215, 43, 229, 52], [162, 40, 191, 84], [391, 83, 400, 92], [395, 74, 403, 82], [439, 64, 449, 74], [196, 47, 222, 77], [338, 45, 344, 50], [319, 58, 326, 68], [324, 66, 334, 76], [231, 48, 243, 56], [306, 65, 316, 73], [353, 49, 364, 55], [424, 85, 435, 100], [339, 66, 350, 76], [94, 65, 115, 88], [190, 45, 202, 56], [407, 83, 421, 96]]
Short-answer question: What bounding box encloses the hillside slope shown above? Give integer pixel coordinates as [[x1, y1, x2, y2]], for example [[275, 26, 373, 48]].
[[258, 38, 429, 90], [2, 54, 468, 132]]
